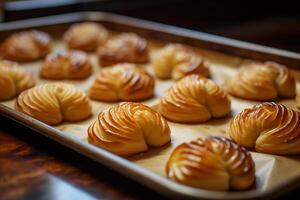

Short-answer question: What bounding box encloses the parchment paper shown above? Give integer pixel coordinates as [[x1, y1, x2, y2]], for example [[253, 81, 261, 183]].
[[1, 37, 300, 193]]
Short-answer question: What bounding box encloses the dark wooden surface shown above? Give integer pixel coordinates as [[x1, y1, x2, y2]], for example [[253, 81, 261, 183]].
[[0, 115, 166, 200]]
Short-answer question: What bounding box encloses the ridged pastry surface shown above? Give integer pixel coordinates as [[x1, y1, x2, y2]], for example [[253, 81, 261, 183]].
[[40, 51, 92, 80], [230, 102, 300, 155], [0, 61, 36, 100], [227, 61, 296, 101], [98, 32, 149, 66], [166, 136, 255, 191], [16, 83, 91, 125], [88, 102, 171, 156], [89, 63, 154, 102], [0, 30, 52, 62], [159, 74, 231, 123], [152, 44, 209, 80], [63, 22, 109, 51]]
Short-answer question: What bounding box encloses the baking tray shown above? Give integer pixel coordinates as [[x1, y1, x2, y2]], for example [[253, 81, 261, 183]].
[[1, 12, 300, 200]]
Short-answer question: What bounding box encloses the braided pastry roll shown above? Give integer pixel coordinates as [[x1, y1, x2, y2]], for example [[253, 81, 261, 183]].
[[40, 51, 92, 80], [63, 22, 109, 51], [0, 30, 52, 62], [230, 102, 300, 155], [88, 102, 171, 156], [98, 32, 149, 66], [0, 61, 35, 100], [89, 63, 154, 102], [166, 136, 255, 191], [16, 83, 91, 125], [152, 44, 209, 80], [159, 74, 231, 123], [227, 61, 296, 101]]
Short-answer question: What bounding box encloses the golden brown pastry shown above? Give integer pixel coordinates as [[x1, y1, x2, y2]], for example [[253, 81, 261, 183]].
[[88, 102, 171, 156], [40, 51, 92, 80], [89, 63, 154, 102], [0, 61, 35, 100], [98, 32, 149, 66], [159, 74, 231, 123], [16, 83, 91, 125], [227, 61, 296, 101], [0, 30, 52, 62], [230, 102, 300, 155], [63, 22, 109, 51], [152, 43, 209, 80], [166, 136, 255, 191]]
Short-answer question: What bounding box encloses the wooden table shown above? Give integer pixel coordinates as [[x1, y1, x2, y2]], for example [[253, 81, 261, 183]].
[[0, 115, 166, 200]]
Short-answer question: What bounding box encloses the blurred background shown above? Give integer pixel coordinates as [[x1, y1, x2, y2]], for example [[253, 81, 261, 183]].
[[0, 0, 300, 52]]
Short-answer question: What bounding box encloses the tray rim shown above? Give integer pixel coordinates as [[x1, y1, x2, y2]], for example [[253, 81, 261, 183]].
[[1, 11, 300, 200]]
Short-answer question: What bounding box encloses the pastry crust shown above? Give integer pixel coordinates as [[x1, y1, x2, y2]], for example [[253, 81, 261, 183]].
[[16, 83, 91, 125], [159, 74, 231, 123], [166, 136, 255, 191], [0, 61, 35, 100], [0, 30, 52, 62], [152, 43, 209, 80], [230, 102, 300, 155], [98, 33, 149, 66], [89, 63, 154, 102], [227, 61, 296, 101], [40, 51, 92, 80], [63, 22, 109, 51], [88, 102, 171, 156]]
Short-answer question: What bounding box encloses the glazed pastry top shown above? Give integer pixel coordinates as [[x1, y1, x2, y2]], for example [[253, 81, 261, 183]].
[[166, 136, 255, 191], [40, 51, 92, 80], [0, 30, 52, 62], [230, 102, 300, 155], [152, 43, 209, 80], [160, 74, 230, 123], [227, 61, 296, 101], [88, 102, 171, 156]]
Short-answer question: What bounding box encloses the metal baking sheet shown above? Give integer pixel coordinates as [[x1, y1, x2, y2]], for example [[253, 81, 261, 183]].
[[1, 12, 300, 200]]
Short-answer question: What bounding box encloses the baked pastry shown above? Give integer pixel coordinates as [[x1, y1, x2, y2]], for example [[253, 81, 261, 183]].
[[89, 63, 154, 102], [98, 32, 149, 66], [166, 136, 255, 191], [16, 83, 91, 125], [63, 22, 109, 51], [0, 30, 52, 62], [88, 102, 171, 156], [230, 102, 300, 155], [40, 51, 92, 80], [0, 61, 35, 100], [159, 74, 231, 123], [227, 61, 296, 101], [152, 43, 209, 80]]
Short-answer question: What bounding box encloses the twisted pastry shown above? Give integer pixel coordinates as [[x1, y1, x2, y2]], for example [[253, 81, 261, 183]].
[[88, 102, 171, 156], [230, 102, 300, 155], [0, 61, 35, 100], [98, 32, 149, 66], [166, 136, 255, 191], [16, 83, 91, 125], [227, 61, 296, 101], [63, 22, 109, 51], [0, 30, 52, 62], [152, 44, 209, 80], [89, 63, 154, 102], [40, 51, 92, 80], [159, 74, 231, 123]]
